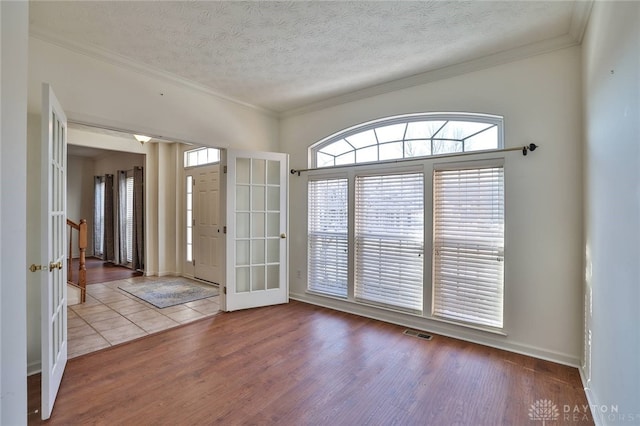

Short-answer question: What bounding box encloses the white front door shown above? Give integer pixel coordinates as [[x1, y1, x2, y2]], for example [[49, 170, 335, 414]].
[[225, 150, 288, 311], [40, 83, 68, 420], [194, 164, 222, 283]]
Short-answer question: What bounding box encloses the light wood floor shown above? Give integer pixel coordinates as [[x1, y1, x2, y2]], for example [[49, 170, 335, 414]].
[[28, 301, 593, 425]]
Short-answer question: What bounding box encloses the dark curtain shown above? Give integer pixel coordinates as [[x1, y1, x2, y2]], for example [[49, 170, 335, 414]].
[[132, 166, 145, 271], [103, 174, 115, 262]]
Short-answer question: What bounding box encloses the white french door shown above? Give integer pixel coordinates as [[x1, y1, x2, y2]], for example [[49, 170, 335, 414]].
[[225, 150, 288, 311], [40, 83, 68, 420]]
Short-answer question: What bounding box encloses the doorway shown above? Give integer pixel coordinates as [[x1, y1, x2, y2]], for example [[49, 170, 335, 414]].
[[187, 163, 223, 284], [183, 147, 224, 285], [63, 126, 223, 358]]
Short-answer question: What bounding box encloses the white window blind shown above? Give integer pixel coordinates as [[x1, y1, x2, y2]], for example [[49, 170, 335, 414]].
[[94, 178, 105, 256], [354, 173, 424, 312], [308, 179, 348, 297], [125, 176, 134, 264], [433, 166, 504, 328]]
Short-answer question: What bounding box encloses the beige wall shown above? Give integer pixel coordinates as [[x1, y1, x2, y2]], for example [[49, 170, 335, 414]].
[[1, 2, 29, 423], [26, 114, 43, 376], [93, 151, 144, 177], [582, 1, 640, 421], [28, 37, 279, 152], [67, 155, 95, 256], [154, 142, 180, 276], [280, 46, 584, 366]]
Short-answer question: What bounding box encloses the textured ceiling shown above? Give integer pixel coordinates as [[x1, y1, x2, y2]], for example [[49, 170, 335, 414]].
[[30, 1, 577, 113]]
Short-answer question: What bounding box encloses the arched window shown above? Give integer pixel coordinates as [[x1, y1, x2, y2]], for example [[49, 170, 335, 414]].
[[310, 113, 503, 168], [307, 112, 505, 329]]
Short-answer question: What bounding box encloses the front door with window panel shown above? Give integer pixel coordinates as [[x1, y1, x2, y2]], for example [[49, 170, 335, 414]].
[[194, 163, 222, 284], [225, 150, 288, 311]]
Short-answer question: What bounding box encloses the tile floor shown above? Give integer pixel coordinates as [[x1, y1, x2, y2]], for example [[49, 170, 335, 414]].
[[68, 276, 220, 358]]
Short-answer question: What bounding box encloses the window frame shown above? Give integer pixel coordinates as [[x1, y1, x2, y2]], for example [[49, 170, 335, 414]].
[[125, 174, 134, 264], [307, 175, 350, 299], [305, 112, 507, 333], [184, 147, 221, 168], [431, 159, 506, 330], [306, 162, 428, 310], [93, 176, 105, 257], [353, 170, 425, 314], [118, 169, 135, 266], [310, 112, 504, 169], [186, 175, 194, 263]]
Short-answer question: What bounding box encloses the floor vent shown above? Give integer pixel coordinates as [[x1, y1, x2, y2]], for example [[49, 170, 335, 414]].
[[403, 329, 433, 340]]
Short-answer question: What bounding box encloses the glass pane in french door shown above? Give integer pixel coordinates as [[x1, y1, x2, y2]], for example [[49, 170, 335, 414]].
[[235, 158, 281, 293]]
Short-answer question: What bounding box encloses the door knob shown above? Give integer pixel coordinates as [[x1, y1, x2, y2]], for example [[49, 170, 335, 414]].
[[49, 261, 62, 271], [280, 233, 287, 239], [29, 264, 47, 272]]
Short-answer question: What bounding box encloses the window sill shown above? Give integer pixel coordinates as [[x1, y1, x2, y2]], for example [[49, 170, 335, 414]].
[[304, 290, 507, 337], [427, 315, 507, 337], [305, 289, 349, 302]]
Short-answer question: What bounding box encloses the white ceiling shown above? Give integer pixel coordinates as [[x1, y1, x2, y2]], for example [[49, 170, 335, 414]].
[[29, 1, 587, 114], [67, 123, 142, 158], [67, 144, 111, 159]]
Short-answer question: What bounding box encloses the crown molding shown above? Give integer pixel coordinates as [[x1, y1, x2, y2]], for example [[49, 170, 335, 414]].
[[283, 2, 593, 117], [65, 112, 211, 148], [29, 27, 278, 118], [281, 33, 579, 118], [569, 0, 595, 42], [30, 1, 593, 121]]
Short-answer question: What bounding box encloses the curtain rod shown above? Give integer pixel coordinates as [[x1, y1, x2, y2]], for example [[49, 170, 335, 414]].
[[290, 144, 538, 176]]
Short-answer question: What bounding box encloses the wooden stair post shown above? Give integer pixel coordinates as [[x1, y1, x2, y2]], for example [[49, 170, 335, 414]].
[[78, 219, 87, 302], [67, 218, 88, 303]]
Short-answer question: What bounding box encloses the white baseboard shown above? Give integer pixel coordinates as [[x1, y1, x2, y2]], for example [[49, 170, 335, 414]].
[[291, 291, 581, 367], [67, 283, 82, 306], [28, 361, 42, 376]]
